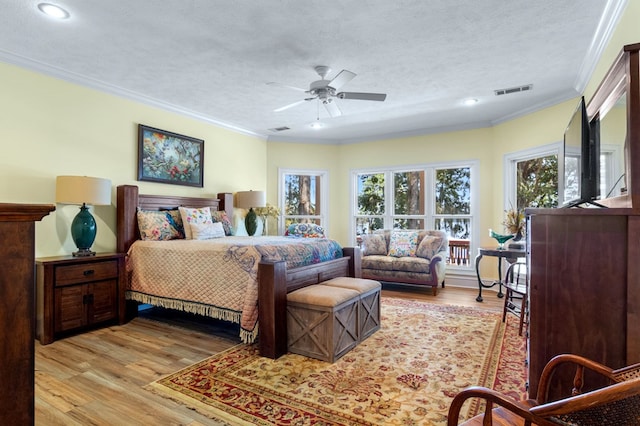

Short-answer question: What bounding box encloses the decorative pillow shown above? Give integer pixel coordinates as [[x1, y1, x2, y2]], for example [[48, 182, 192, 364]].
[[416, 235, 443, 260], [361, 234, 387, 255], [161, 208, 185, 236], [211, 210, 234, 236], [387, 230, 419, 257], [136, 209, 184, 241], [285, 223, 326, 238], [178, 206, 213, 239], [190, 222, 225, 240]]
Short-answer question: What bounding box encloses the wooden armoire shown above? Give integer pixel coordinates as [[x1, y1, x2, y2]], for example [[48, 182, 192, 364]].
[[526, 43, 640, 400], [0, 203, 54, 425]]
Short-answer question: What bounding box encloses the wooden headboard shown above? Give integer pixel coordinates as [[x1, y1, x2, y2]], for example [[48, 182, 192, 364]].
[[116, 184, 233, 253]]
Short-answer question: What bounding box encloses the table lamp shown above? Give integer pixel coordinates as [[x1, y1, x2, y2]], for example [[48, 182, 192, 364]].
[[56, 176, 112, 256], [236, 190, 266, 236]]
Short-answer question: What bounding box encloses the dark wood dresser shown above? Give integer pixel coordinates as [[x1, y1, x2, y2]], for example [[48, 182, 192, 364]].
[[0, 203, 54, 425], [526, 208, 640, 400]]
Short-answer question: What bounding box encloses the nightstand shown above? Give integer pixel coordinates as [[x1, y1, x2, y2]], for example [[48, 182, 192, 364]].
[[35, 252, 126, 345]]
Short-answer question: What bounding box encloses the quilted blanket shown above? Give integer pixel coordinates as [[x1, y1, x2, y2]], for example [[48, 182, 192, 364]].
[[126, 236, 343, 343]]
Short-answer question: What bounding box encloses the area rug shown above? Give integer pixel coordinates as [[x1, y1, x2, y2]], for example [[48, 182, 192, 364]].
[[148, 298, 527, 425]]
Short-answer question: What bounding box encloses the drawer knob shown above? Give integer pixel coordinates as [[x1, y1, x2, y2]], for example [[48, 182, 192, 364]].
[[83, 269, 95, 276]]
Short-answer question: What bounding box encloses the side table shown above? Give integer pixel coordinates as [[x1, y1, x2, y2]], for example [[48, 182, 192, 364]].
[[475, 247, 525, 302], [35, 252, 126, 344]]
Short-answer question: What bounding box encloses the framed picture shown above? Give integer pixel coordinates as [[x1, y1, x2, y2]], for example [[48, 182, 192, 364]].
[[137, 124, 204, 187]]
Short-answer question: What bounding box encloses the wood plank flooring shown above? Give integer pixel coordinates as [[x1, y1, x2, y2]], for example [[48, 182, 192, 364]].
[[35, 285, 505, 425]]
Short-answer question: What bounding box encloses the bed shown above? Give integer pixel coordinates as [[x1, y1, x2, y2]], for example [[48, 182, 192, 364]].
[[116, 185, 361, 359]]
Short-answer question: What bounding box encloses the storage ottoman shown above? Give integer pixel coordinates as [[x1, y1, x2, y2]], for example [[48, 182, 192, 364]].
[[287, 285, 360, 362], [321, 277, 381, 341]]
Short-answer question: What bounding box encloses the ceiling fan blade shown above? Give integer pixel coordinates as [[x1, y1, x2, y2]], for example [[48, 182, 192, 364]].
[[337, 92, 387, 101], [266, 82, 307, 92], [328, 70, 356, 90], [274, 99, 310, 112], [323, 98, 342, 117]]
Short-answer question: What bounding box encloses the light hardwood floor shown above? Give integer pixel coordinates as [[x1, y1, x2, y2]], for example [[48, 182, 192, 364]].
[[35, 285, 505, 425]]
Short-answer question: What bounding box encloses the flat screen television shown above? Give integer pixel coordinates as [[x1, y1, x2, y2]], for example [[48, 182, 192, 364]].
[[563, 96, 601, 207]]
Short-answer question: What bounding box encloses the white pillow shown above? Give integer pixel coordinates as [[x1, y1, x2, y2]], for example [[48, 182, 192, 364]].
[[190, 222, 225, 240], [178, 206, 213, 239]]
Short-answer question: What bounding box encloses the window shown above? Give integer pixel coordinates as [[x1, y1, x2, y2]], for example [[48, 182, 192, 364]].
[[353, 162, 477, 268], [517, 155, 559, 209], [504, 143, 560, 211], [434, 166, 471, 236], [279, 169, 328, 233]]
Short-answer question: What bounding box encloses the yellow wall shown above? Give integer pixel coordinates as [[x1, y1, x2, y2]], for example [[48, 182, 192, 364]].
[[2, 1, 638, 260], [267, 1, 640, 252], [0, 62, 266, 257]]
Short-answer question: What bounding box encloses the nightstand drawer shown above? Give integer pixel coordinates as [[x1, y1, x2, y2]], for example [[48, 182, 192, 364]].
[[55, 260, 118, 286]]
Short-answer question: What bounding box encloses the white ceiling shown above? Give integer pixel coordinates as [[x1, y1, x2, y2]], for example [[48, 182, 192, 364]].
[[0, 1, 628, 144]]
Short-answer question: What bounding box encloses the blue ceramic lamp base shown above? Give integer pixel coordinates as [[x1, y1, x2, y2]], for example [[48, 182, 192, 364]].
[[71, 203, 97, 257]]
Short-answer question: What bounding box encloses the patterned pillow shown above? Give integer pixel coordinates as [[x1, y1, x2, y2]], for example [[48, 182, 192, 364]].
[[416, 236, 443, 260], [161, 208, 185, 236], [387, 230, 419, 257], [361, 234, 387, 255], [285, 223, 326, 238], [178, 206, 213, 239], [211, 210, 234, 236], [190, 222, 225, 240], [136, 209, 184, 241]]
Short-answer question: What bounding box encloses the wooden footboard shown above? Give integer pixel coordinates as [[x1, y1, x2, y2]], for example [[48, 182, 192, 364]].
[[258, 247, 362, 359]]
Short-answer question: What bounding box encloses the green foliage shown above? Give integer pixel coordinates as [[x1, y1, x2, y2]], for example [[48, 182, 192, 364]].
[[394, 171, 423, 215], [435, 168, 470, 215], [517, 155, 558, 208], [358, 173, 385, 215]]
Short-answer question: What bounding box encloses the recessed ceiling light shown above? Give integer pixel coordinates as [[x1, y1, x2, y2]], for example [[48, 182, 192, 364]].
[[38, 3, 70, 19], [463, 98, 478, 106], [310, 121, 324, 129]]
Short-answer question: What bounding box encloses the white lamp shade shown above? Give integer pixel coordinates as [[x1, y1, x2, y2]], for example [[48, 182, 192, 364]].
[[56, 176, 112, 206], [236, 190, 266, 209]]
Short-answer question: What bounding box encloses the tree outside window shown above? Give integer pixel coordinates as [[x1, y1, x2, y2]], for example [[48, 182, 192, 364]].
[[355, 173, 385, 235], [516, 155, 558, 210], [434, 167, 471, 239], [281, 171, 326, 230]]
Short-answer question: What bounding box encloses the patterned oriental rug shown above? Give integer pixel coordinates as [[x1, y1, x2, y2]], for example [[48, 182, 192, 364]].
[[148, 298, 527, 425]]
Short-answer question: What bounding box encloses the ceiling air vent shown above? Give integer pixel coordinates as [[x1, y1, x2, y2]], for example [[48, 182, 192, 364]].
[[269, 126, 290, 132], [494, 84, 533, 96]]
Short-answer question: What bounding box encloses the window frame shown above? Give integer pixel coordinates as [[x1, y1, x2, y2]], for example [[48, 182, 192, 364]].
[[278, 168, 329, 235], [503, 142, 562, 210], [350, 160, 479, 270]]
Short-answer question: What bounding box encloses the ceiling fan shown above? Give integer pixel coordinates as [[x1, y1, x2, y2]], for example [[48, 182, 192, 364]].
[[268, 65, 387, 118]]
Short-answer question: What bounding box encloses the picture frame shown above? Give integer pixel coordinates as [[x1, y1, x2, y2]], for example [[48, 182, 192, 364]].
[[137, 124, 204, 187]]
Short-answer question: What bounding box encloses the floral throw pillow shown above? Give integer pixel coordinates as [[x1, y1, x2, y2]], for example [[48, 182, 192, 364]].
[[416, 236, 443, 260], [361, 234, 387, 255], [178, 206, 213, 239], [190, 222, 225, 240], [285, 223, 326, 238], [387, 230, 419, 257], [211, 210, 234, 236], [137, 209, 184, 241]]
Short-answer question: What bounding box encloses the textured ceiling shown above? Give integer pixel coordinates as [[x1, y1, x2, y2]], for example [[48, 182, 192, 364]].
[[0, 1, 627, 144]]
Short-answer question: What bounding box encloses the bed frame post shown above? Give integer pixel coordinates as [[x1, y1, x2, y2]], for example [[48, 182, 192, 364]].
[[258, 260, 288, 359], [343, 247, 362, 278], [116, 185, 139, 254]]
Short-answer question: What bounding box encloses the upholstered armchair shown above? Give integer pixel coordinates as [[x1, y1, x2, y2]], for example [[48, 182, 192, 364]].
[[447, 353, 640, 425]]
